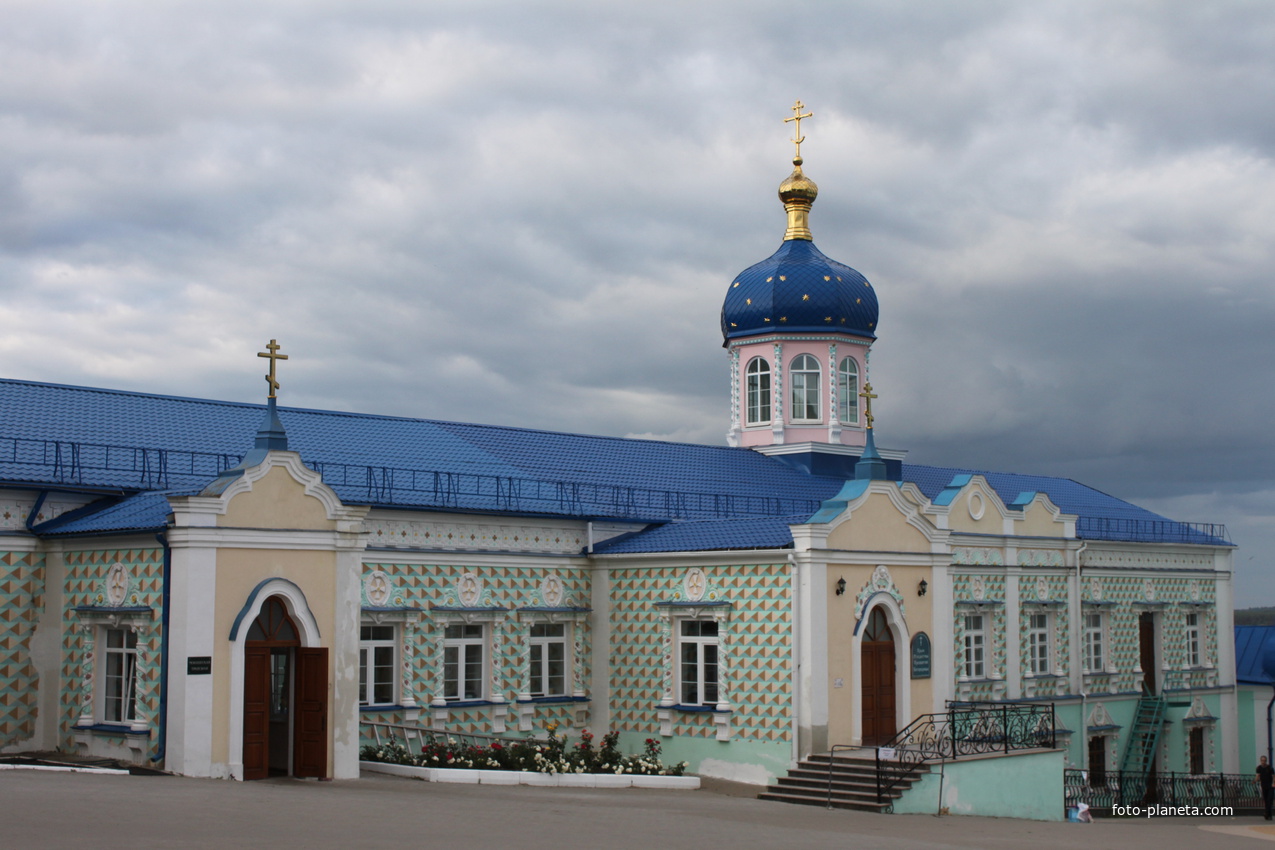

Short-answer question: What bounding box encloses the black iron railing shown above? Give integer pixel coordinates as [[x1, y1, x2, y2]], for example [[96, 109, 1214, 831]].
[[1076, 516, 1230, 545], [360, 719, 549, 752], [873, 703, 1057, 810], [1064, 768, 1261, 815]]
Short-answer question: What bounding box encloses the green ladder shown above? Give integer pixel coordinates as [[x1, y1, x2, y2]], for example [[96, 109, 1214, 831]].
[[1119, 694, 1166, 802]]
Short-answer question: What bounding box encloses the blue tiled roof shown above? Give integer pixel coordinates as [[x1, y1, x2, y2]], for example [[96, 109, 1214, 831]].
[[593, 515, 807, 554], [721, 240, 878, 341], [1236, 626, 1275, 685], [35, 490, 190, 536], [0, 378, 1227, 546]]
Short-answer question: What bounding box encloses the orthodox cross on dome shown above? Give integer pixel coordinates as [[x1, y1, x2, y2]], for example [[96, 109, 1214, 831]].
[[783, 99, 813, 159], [859, 382, 878, 429], [257, 339, 288, 399]]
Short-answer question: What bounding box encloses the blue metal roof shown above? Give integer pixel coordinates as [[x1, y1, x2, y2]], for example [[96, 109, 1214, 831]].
[[720, 239, 878, 341], [1236, 626, 1275, 685], [0, 378, 1228, 547], [593, 515, 807, 554], [34, 490, 191, 537]]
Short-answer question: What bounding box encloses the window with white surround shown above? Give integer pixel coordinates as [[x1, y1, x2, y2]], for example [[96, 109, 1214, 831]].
[[1084, 611, 1105, 673], [679, 620, 719, 706], [1027, 612, 1051, 676], [101, 628, 139, 724], [529, 623, 567, 697], [837, 356, 859, 424], [443, 624, 486, 701], [963, 614, 986, 679], [745, 357, 771, 425], [789, 354, 821, 422], [359, 624, 397, 706], [1185, 612, 1201, 667]]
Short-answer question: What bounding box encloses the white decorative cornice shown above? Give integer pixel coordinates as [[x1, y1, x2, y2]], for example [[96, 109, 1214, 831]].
[[366, 518, 587, 554]]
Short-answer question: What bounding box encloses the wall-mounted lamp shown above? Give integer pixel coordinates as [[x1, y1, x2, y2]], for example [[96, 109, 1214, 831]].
[[918, 579, 928, 597], [835, 577, 847, 596]]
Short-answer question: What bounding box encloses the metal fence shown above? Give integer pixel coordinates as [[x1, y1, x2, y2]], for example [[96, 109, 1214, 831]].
[[360, 719, 550, 753], [1064, 769, 1262, 815], [873, 703, 1058, 807]]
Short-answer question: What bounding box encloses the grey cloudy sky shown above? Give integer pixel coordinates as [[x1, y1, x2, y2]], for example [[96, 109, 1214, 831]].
[[3, 1, 1273, 600]]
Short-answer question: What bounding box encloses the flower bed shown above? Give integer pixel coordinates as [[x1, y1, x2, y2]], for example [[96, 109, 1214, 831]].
[[361, 727, 689, 778]]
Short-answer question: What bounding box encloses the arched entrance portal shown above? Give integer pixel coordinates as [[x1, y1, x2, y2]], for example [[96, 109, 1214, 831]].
[[242, 596, 328, 780], [860, 607, 897, 745]]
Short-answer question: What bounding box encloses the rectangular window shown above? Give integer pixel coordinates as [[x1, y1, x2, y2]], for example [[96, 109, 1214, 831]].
[[679, 620, 719, 706], [963, 614, 985, 679], [746, 363, 771, 425], [359, 624, 397, 706], [1084, 612, 1105, 672], [443, 624, 485, 701], [102, 628, 139, 724], [529, 623, 567, 697], [1027, 612, 1050, 676], [1185, 612, 1201, 667]]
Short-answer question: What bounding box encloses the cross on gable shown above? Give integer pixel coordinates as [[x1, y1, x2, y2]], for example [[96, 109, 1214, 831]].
[[257, 339, 288, 399]]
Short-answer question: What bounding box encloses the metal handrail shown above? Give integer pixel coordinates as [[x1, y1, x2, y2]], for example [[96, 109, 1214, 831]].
[[361, 718, 550, 753]]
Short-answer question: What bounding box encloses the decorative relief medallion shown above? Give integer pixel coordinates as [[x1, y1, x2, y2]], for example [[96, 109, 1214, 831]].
[[1142, 579, 1156, 602], [971, 575, 986, 602], [684, 568, 707, 602], [1089, 577, 1102, 601], [458, 573, 482, 607], [1189, 580, 1201, 602], [854, 565, 905, 620], [106, 563, 129, 607], [541, 574, 565, 607], [1036, 576, 1049, 602], [366, 571, 391, 606], [968, 491, 985, 521], [952, 547, 1003, 566]]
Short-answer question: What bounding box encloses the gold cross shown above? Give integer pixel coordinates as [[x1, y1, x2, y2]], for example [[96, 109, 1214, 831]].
[[859, 382, 878, 429], [257, 339, 288, 399], [783, 99, 813, 159]]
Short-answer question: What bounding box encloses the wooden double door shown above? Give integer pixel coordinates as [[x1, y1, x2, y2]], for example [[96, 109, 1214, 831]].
[[242, 597, 328, 780], [860, 607, 897, 746]]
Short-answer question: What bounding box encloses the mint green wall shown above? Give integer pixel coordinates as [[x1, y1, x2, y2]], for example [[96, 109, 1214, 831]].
[[615, 730, 791, 785], [892, 749, 1065, 820]]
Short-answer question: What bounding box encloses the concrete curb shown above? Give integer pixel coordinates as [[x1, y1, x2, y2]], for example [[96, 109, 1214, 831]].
[[360, 760, 700, 789]]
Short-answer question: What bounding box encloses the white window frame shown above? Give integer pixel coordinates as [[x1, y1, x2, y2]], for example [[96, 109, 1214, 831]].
[[962, 613, 986, 679], [528, 622, 569, 698], [745, 357, 772, 426], [443, 623, 487, 702], [678, 619, 720, 707], [1185, 612, 1202, 668], [99, 627, 139, 725], [789, 354, 821, 423], [837, 356, 859, 425], [1083, 611, 1106, 673], [1026, 611, 1052, 676], [359, 623, 399, 707]]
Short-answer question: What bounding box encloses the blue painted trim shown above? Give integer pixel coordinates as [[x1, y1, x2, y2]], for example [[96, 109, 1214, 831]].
[[953, 599, 1004, 607], [853, 591, 905, 636], [667, 704, 731, 714], [515, 696, 591, 705], [77, 724, 151, 737], [74, 605, 152, 615], [362, 606, 425, 613], [1023, 600, 1066, 608], [1087, 724, 1122, 732], [229, 578, 319, 641], [1081, 600, 1118, 607], [653, 600, 733, 609], [429, 606, 510, 613], [25, 490, 48, 531], [441, 699, 503, 708], [359, 704, 411, 713], [517, 606, 592, 614]]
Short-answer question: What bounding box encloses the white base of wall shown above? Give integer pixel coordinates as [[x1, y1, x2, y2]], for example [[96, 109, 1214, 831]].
[[360, 761, 700, 789]]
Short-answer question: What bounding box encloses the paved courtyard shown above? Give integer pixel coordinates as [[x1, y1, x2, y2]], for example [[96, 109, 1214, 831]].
[[0, 768, 1269, 850]]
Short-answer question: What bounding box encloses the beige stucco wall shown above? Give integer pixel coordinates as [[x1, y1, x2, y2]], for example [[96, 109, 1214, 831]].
[[219, 466, 336, 531], [207, 465, 342, 775], [1018, 499, 1067, 537], [826, 563, 935, 745], [825, 493, 930, 553]]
